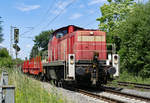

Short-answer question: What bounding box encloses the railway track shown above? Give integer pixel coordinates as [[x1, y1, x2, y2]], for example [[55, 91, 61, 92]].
[[77, 88, 150, 103], [104, 88, 150, 103], [78, 89, 124, 103], [117, 81, 150, 89]]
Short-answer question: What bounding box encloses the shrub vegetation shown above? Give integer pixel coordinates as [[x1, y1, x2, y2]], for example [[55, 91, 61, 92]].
[[117, 2, 150, 78], [98, 0, 150, 80]]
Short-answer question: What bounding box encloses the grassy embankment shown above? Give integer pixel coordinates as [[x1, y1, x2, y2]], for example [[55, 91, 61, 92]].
[[113, 71, 150, 84], [1, 68, 67, 103], [109, 71, 150, 89]]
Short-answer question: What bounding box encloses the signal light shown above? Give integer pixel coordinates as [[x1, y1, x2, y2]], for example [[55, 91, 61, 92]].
[[14, 28, 19, 43], [13, 44, 20, 52]]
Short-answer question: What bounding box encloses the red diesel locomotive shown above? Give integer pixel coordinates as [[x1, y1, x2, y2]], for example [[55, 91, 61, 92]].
[[22, 25, 119, 87]]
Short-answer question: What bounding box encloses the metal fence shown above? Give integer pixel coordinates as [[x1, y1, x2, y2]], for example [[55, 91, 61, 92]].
[[0, 71, 15, 103]]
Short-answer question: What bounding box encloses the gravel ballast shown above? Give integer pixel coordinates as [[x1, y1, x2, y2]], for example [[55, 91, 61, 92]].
[[41, 82, 107, 103], [40, 81, 150, 103], [121, 88, 150, 98]]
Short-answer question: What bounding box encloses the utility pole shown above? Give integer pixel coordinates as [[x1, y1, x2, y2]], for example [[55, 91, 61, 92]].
[[15, 44, 17, 59], [10, 26, 13, 57]]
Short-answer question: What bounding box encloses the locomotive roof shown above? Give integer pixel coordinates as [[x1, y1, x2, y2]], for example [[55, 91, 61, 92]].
[[52, 25, 103, 37], [53, 25, 84, 35]]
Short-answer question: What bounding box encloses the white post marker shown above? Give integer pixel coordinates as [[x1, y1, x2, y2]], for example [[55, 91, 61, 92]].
[[112, 54, 120, 77], [106, 54, 112, 65]]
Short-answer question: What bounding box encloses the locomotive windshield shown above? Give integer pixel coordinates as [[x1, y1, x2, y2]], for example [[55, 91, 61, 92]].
[[56, 32, 63, 38], [56, 29, 68, 38]]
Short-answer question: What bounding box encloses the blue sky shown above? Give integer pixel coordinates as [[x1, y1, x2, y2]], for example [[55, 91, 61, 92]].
[[0, 0, 144, 59]]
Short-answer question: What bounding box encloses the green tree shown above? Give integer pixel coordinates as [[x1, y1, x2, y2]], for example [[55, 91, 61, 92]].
[[29, 45, 39, 59], [97, 0, 136, 51], [0, 48, 9, 58], [30, 30, 53, 59], [0, 48, 13, 67], [34, 30, 53, 51], [117, 2, 150, 78], [0, 17, 3, 43]]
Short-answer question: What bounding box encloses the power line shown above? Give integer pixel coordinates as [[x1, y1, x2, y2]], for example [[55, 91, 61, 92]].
[[33, 0, 57, 28], [20, 27, 34, 37], [81, 7, 100, 28], [20, 0, 57, 37], [20, 36, 34, 39], [42, 0, 76, 29], [83, 19, 98, 27], [81, 0, 91, 10], [20, 0, 77, 39]]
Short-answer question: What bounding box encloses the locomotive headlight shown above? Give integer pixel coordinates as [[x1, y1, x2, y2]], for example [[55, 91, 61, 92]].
[[114, 55, 118, 64], [70, 60, 74, 64], [93, 64, 96, 68], [90, 32, 94, 35], [70, 55, 74, 64]]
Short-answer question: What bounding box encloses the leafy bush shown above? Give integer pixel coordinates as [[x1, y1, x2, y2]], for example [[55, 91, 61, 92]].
[[0, 48, 9, 58], [116, 2, 150, 78], [0, 48, 13, 68], [117, 70, 150, 84], [0, 57, 13, 67]]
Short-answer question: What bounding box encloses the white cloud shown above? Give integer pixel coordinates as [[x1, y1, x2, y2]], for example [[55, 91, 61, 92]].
[[51, 0, 74, 14], [0, 44, 5, 48], [69, 13, 82, 20], [26, 44, 32, 48], [88, 0, 107, 5], [16, 4, 40, 12]]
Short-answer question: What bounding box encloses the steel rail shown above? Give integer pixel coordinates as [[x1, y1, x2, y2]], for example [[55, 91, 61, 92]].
[[78, 89, 125, 103], [104, 88, 150, 102], [117, 81, 150, 89]]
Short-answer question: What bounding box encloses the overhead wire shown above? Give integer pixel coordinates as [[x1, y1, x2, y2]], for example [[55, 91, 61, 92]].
[[42, 0, 76, 29], [33, 0, 57, 28], [16, 0, 78, 58], [20, 0, 76, 38], [20, 0, 57, 37], [83, 19, 98, 27], [80, 0, 99, 28]]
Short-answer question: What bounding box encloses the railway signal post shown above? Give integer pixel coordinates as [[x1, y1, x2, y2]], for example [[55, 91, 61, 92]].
[[13, 28, 20, 59]]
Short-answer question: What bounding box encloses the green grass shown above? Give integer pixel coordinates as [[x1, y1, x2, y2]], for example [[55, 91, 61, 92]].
[[112, 71, 150, 84], [106, 71, 150, 91], [0, 68, 67, 103]]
